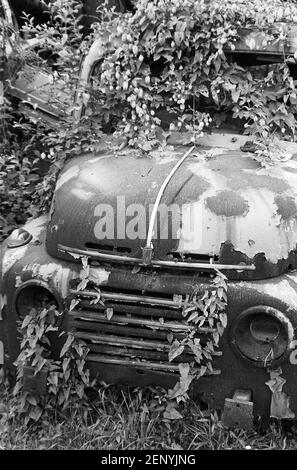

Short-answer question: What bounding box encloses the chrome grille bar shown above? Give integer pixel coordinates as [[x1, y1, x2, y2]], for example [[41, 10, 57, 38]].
[[60, 244, 255, 271], [87, 354, 221, 375]]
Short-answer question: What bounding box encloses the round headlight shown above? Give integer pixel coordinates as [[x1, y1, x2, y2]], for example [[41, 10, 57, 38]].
[[7, 228, 32, 248], [15, 284, 58, 319], [231, 306, 293, 367]]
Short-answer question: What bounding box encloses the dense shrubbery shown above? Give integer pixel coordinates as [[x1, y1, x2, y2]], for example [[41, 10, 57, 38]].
[[90, 0, 297, 149], [0, 0, 99, 240]]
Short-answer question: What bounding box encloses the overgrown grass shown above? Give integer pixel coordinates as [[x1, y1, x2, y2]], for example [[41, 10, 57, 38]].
[[0, 382, 297, 450]]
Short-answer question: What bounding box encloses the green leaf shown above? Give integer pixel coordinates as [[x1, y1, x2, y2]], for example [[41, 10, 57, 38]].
[[106, 307, 113, 320], [188, 311, 198, 322], [168, 340, 184, 362], [21, 315, 32, 329], [163, 402, 183, 420], [29, 406, 43, 422], [60, 334, 74, 358], [167, 333, 174, 344], [69, 299, 79, 311], [219, 312, 228, 328], [27, 395, 38, 406], [212, 330, 220, 345]]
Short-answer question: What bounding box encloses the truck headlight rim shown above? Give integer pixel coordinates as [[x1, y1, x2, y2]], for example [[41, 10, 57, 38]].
[[230, 305, 294, 368], [13, 280, 63, 322]]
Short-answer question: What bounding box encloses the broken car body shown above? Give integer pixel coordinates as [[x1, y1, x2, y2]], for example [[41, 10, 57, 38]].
[[2, 0, 297, 427]]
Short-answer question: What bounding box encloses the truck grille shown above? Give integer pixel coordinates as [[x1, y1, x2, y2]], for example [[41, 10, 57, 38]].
[[68, 285, 221, 375]]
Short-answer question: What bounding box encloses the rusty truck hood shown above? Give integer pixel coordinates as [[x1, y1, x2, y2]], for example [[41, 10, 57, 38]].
[[46, 132, 297, 280]]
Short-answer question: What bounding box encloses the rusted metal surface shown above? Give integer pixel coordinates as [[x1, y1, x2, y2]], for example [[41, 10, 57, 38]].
[[2, 221, 297, 417], [86, 354, 221, 374], [47, 132, 297, 281], [69, 284, 221, 373], [70, 288, 184, 308], [1, 0, 71, 122], [60, 244, 256, 272], [222, 389, 254, 430], [70, 309, 192, 332], [8, 65, 71, 123], [73, 331, 171, 351]]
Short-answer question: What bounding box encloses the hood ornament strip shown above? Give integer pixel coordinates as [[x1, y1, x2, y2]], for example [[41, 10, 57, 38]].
[[142, 145, 196, 265]]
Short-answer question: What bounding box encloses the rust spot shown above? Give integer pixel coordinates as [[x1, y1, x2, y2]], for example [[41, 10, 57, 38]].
[[206, 190, 249, 217], [236, 174, 289, 193], [274, 195, 297, 221]]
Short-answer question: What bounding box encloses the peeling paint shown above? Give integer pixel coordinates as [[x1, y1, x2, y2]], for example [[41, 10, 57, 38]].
[[274, 195, 297, 221], [177, 186, 297, 264], [265, 367, 295, 419], [23, 263, 58, 280], [22, 263, 72, 298], [48, 132, 297, 275]]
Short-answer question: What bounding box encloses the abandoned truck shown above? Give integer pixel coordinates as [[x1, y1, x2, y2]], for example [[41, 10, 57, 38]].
[[3, 5, 297, 428]]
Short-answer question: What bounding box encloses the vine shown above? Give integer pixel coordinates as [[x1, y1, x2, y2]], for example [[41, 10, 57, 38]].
[[159, 270, 228, 418], [0, 0, 102, 240], [89, 0, 297, 156], [12, 302, 91, 425]]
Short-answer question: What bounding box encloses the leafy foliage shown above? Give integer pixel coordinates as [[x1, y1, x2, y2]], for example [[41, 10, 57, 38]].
[[163, 271, 228, 414], [1, 0, 297, 424], [11, 253, 103, 424], [89, 0, 297, 151], [12, 301, 91, 425], [2, 0, 297, 238], [0, 0, 102, 240], [2, 380, 297, 449]]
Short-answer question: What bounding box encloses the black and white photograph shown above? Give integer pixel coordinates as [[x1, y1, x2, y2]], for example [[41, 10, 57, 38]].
[[1, 0, 297, 456]]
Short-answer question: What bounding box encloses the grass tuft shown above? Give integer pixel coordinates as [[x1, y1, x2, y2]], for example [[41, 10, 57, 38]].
[[1, 383, 297, 450]]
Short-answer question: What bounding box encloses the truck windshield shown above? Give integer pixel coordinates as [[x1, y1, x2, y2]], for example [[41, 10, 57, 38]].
[[86, 54, 296, 135]]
